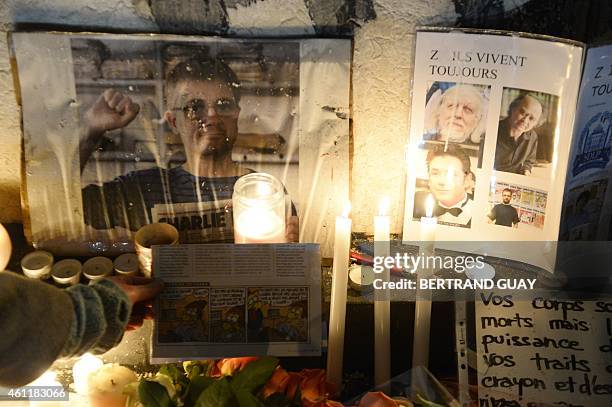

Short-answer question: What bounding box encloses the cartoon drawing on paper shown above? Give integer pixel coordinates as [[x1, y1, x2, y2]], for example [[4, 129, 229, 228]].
[[246, 287, 309, 343], [158, 287, 209, 343], [210, 288, 246, 342]]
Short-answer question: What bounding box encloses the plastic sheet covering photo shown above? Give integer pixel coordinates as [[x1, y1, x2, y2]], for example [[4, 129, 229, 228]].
[[11, 33, 350, 256]]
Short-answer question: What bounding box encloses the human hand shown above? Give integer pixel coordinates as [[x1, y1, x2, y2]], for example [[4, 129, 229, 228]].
[[523, 169, 531, 176], [106, 275, 163, 330], [85, 89, 140, 135], [286, 216, 299, 243]]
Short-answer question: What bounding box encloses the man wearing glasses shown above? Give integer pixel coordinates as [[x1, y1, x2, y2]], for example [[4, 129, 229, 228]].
[[487, 188, 520, 228], [80, 58, 298, 242]]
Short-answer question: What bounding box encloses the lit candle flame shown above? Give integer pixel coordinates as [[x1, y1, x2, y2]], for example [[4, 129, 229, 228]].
[[256, 181, 272, 197], [425, 194, 435, 218], [378, 197, 390, 217], [342, 201, 351, 218]]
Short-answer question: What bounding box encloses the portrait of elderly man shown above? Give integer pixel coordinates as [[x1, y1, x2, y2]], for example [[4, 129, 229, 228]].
[[423, 83, 487, 145], [79, 57, 298, 242], [413, 144, 474, 228], [494, 93, 544, 176]]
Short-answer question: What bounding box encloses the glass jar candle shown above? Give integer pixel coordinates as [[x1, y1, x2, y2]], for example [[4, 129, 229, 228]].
[[233, 173, 286, 243]]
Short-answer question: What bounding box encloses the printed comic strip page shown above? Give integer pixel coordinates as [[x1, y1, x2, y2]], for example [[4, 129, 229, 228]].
[[151, 243, 321, 362]]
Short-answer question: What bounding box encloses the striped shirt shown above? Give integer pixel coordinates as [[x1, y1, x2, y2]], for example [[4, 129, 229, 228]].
[[82, 166, 242, 232]]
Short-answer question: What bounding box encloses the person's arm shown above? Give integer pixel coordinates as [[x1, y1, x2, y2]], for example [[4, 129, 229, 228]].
[[0, 272, 73, 387], [80, 89, 140, 172], [512, 208, 520, 228], [487, 206, 496, 223], [0, 272, 161, 387]]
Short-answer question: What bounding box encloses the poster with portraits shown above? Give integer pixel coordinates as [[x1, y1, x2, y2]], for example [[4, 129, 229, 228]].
[[403, 29, 584, 271], [561, 44, 612, 241], [12, 32, 350, 256]]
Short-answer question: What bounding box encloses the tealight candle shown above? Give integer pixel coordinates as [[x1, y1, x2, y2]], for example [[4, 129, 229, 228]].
[[0, 223, 11, 271], [113, 253, 139, 276], [83, 257, 113, 282], [348, 264, 375, 292], [134, 223, 179, 277], [233, 173, 286, 244], [72, 353, 103, 394], [87, 364, 137, 407], [234, 208, 285, 243], [52, 259, 82, 286], [21, 250, 54, 279]]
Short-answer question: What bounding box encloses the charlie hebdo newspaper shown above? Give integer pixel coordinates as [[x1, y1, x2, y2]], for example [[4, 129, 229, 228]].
[[151, 243, 321, 362]]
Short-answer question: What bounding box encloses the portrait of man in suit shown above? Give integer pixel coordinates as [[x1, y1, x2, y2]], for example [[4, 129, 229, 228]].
[[413, 144, 474, 228]]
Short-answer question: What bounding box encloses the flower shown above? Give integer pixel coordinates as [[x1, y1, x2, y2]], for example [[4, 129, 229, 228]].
[[300, 369, 334, 404], [263, 367, 291, 398], [263, 368, 337, 406], [358, 392, 398, 407], [285, 371, 304, 400], [215, 357, 259, 376]]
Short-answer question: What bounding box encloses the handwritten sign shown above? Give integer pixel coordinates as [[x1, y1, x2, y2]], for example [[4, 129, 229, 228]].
[[476, 291, 612, 406]]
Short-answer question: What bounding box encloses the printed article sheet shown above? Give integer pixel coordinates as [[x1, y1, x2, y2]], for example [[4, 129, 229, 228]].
[[151, 243, 321, 362], [403, 29, 584, 271]]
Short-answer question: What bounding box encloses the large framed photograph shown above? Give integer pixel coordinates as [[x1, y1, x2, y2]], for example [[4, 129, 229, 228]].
[[12, 33, 350, 255]]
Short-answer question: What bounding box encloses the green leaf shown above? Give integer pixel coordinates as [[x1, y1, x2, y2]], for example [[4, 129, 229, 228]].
[[187, 364, 203, 380], [123, 382, 141, 407], [184, 360, 212, 380], [235, 389, 266, 407], [160, 364, 187, 385], [138, 380, 174, 407], [195, 377, 236, 407], [230, 357, 279, 394], [263, 393, 292, 407], [186, 376, 216, 406]]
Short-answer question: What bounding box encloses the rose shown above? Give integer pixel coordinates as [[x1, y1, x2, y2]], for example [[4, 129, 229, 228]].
[[214, 357, 259, 376], [285, 371, 304, 400], [263, 367, 291, 398], [358, 391, 398, 407], [300, 369, 334, 404], [263, 368, 337, 406]]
